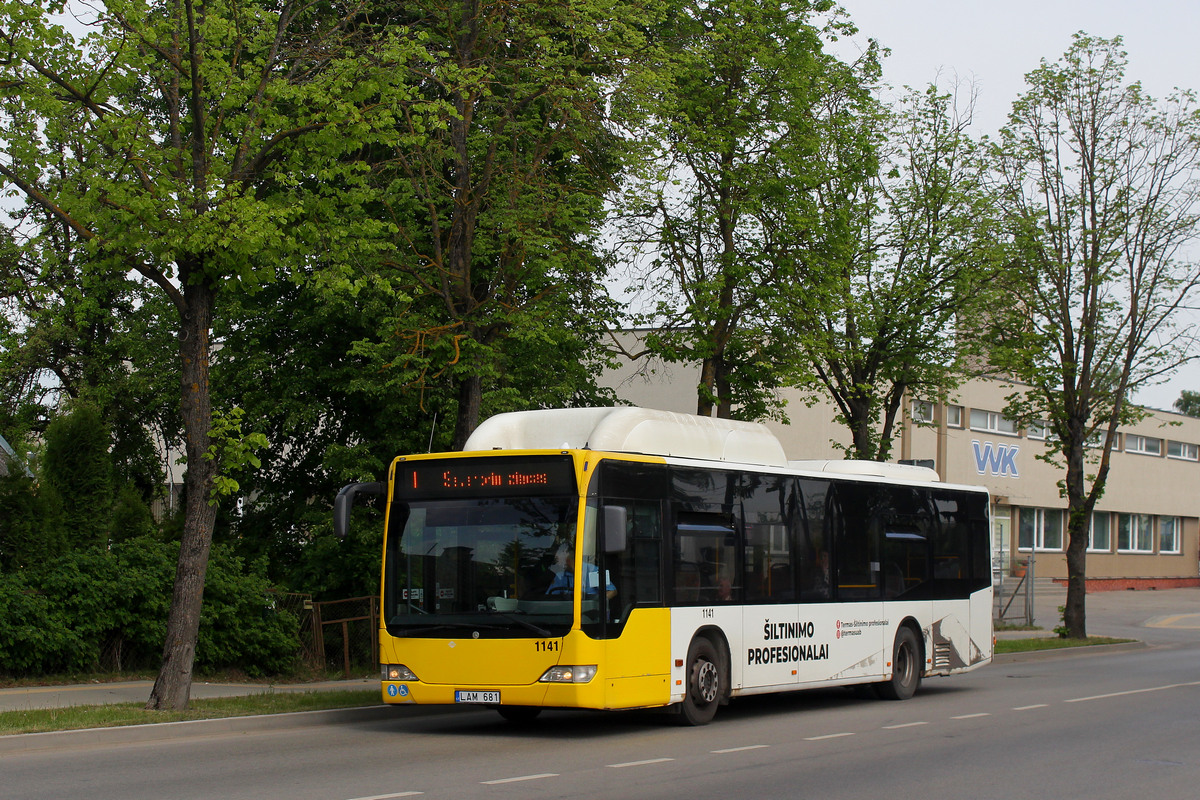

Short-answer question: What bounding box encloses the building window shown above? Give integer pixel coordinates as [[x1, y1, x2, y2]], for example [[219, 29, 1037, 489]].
[[1159, 517, 1182, 554], [1027, 420, 1050, 441], [970, 408, 1018, 436], [1117, 513, 1154, 553], [1167, 440, 1199, 461], [911, 400, 935, 424], [946, 405, 963, 428], [1088, 513, 1111, 552], [1018, 508, 1064, 552], [1125, 435, 1163, 456]]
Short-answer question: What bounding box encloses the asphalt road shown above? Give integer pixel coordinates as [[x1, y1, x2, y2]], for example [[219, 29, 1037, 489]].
[[3, 589, 1199, 800]]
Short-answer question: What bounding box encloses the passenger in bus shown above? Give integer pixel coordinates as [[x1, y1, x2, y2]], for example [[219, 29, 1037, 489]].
[[546, 546, 616, 599]]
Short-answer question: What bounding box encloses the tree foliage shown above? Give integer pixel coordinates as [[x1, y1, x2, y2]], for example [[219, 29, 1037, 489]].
[[41, 403, 113, 548], [616, 0, 862, 421], [361, 0, 638, 448], [0, 0, 421, 708], [988, 33, 1200, 637], [1174, 389, 1200, 417], [777, 82, 1001, 460]]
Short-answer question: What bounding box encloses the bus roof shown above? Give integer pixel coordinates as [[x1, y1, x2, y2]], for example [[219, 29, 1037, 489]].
[[463, 407, 789, 466], [788, 459, 942, 483]]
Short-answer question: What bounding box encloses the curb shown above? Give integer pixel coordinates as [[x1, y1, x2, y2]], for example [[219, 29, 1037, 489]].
[[992, 639, 1147, 664], [0, 704, 404, 756]]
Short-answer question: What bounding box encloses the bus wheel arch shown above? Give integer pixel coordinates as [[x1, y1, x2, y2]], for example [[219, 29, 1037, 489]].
[[877, 620, 923, 701], [679, 629, 729, 725]]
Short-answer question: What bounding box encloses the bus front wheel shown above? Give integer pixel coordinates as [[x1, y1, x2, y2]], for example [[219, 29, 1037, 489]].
[[679, 637, 723, 725], [877, 626, 922, 701]]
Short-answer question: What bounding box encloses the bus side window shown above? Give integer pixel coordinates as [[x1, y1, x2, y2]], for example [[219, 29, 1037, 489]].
[[797, 478, 831, 601], [881, 487, 932, 599], [830, 482, 881, 600], [741, 473, 793, 603], [673, 514, 738, 604]]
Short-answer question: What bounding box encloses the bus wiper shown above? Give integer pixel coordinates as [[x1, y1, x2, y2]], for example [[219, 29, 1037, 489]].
[[484, 609, 553, 638], [392, 622, 506, 637]]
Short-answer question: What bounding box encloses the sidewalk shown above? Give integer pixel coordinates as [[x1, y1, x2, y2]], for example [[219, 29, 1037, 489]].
[[0, 676, 377, 713], [2, 587, 1197, 714], [1004, 582, 1200, 645]]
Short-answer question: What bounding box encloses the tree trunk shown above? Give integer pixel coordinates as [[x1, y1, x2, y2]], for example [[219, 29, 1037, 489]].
[[451, 372, 483, 450], [1062, 439, 1090, 638], [1063, 521, 1088, 638], [147, 281, 218, 710], [697, 357, 717, 417]]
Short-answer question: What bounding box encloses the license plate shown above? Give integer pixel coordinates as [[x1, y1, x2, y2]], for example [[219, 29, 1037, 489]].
[[455, 690, 500, 704]]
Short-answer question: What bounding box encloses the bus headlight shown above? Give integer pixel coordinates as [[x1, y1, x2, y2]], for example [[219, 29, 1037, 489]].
[[539, 665, 597, 684], [382, 664, 419, 681]]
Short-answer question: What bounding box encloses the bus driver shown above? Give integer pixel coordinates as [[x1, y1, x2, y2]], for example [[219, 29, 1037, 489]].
[[546, 546, 616, 599]]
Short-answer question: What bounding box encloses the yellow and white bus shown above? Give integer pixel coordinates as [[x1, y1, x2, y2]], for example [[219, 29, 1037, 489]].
[[335, 407, 993, 725]]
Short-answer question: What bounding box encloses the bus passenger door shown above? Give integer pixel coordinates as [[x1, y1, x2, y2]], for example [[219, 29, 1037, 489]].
[[827, 483, 887, 683]]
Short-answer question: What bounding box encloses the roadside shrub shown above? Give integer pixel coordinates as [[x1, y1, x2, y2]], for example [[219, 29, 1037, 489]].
[[0, 536, 300, 679], [197, 544, 299, 677], [0, 577, 86, 675]]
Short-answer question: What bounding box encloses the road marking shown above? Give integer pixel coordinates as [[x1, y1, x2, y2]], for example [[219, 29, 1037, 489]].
[[1147, 613, 1200, 629], [480, 774, 558, 785], [1065, 680, 1200, 703], [347, 793, 424, 799], [882, 721, 928, 729], [712, 745, 770, 754], [804, 732, 855, 741], [1013, 704, 1048, 711], [951, 713, 991, 719], [607, 758, 674, 768]]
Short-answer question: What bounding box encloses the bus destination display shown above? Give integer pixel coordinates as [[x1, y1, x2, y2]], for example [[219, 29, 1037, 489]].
[[397, 456, 576, 499]]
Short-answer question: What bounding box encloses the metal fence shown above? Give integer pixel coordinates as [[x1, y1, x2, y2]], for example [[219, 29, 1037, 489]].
[[311, 595, 379, 677], [91, 591, 376, 678], [273, 591, 320, 668]]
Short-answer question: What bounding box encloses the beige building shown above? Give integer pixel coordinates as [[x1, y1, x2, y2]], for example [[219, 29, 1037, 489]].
[[603, 343, 1200, 590]]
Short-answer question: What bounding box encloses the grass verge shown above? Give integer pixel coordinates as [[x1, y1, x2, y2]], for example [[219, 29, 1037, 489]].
[[3, 638, 1136, 736], [0, 689, 379, 737], [994, 636, 1133, 655]]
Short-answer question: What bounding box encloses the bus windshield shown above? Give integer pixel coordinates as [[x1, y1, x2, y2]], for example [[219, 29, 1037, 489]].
[[384, 495, 581, 638]]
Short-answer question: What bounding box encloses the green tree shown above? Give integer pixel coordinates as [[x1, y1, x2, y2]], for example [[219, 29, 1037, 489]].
[[0, 0, 420, 708], [777, 83, 1001, 460], [0, 215, 170, 485], [0, 470, 66, 572], [214, 241, 617, 595], [988, 34, 1200, 638], [1174, 390, 1200, 416], [41, 403, 113, 549], [366, 0, 642, 448], [614, 0, 868, 421]]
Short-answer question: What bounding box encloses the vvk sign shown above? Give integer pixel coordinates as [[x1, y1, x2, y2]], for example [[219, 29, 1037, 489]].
[[972, 440, 1019, 478]]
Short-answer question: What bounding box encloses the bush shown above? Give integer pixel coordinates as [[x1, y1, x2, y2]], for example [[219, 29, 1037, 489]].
[[196, 544, 300, 677], [0, 536, 300, 678], [0, 577, 87, 674], [0, 472, 66, 572]]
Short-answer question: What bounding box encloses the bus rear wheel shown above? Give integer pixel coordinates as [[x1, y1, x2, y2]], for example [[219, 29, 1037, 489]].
[[679, 637, 723, 725], [877, 626, 922, 701]]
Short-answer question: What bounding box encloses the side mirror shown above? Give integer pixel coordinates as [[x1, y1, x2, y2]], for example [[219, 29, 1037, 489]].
[[333, 482, 385, 539], [603, 505, 628, 553]]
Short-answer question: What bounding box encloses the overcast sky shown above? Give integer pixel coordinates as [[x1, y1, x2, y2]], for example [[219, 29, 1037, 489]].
[[833, 1, 1200, 412]]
